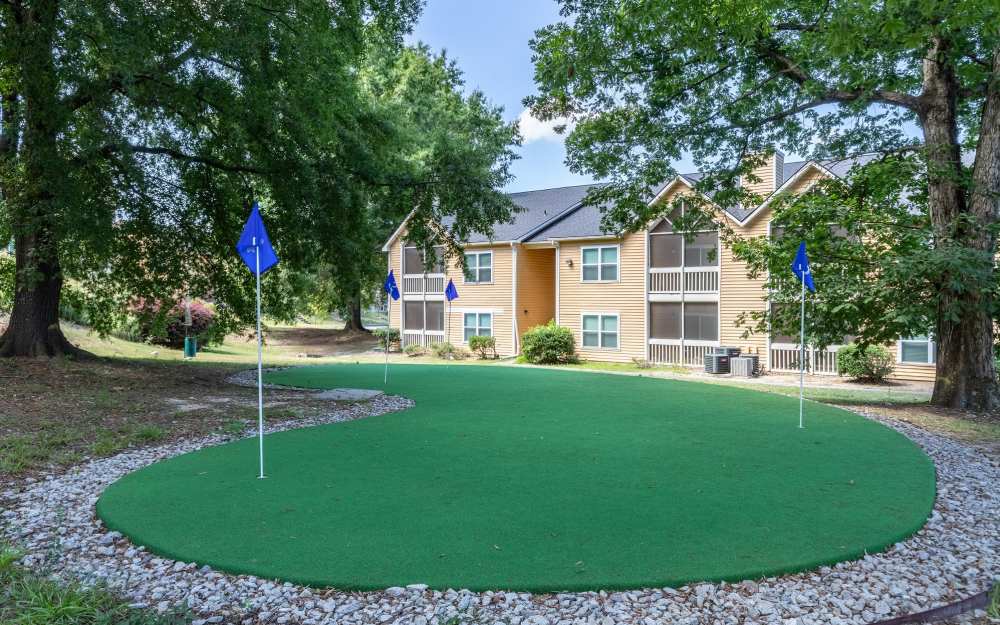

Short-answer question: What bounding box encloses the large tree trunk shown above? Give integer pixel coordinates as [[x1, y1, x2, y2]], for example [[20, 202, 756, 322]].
[[921, 38, 1000, 413], [0, 0, 80, 358], [342, 293, 367, 332], [0, 229, 78, 357]]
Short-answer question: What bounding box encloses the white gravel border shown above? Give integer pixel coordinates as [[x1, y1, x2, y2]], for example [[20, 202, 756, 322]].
[[1, 388, 997, 625]]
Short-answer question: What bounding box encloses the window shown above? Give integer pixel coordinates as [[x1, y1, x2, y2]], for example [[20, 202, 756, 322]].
[[403, 301, 424, 330], [581, 245, 619, 281], [769, 303, 798, 344], [683, 302, 718, 341], [403, 245, 444, 274], [900, 336, 935, 364], [464, 251, 492, 284], [649, 223, 717, 269], [582, 314, 619, 348], [649, 303, 681, 340], [404, 301, 443, 332], [424, 301, 444, 332], [463, 312, 492, 341], [649, 233, 683, 268], [684, 232, 718, 267]]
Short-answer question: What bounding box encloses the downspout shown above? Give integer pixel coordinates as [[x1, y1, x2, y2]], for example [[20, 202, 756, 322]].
[[554, 242, 561, 324], [644, 230, 649, 362], [511, 242, 519, 355]]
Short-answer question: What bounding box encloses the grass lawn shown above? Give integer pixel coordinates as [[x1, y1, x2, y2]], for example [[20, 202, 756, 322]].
[[96, 363, 935, 592]]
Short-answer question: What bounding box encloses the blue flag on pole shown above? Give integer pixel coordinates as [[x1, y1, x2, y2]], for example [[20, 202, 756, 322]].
[[236, 203, 279, 275], [791, 241, 816, 293], [384, 270, 400, 301], [445, 279, 459, 302]]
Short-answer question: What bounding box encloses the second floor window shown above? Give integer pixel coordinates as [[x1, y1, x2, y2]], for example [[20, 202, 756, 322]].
[[582, 245, 619, 281], [649, 221, 718, 269], [403, 244, 444, 274], [464, 251, 492, 283]]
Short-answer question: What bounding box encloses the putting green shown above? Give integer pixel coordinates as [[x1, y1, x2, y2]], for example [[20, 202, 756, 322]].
[[97, 364, 934, 592]]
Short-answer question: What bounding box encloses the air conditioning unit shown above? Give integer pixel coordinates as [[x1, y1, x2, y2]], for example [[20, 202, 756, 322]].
[[704, 353, 731, 374], [731, 355, 759, 377], [709, 346, 742, 357]]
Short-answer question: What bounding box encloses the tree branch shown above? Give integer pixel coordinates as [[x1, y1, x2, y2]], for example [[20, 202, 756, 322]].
[[90, 143, 268, 175], [62, 44, 199, 112], [754, 37, 920, 111]]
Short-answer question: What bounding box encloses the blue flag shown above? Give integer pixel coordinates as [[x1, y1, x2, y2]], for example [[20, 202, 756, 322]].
[[445, 279, 459, 302], [791, 241, 816, 293], [236, 203, 279, 275], [384, 270, 400, 301]]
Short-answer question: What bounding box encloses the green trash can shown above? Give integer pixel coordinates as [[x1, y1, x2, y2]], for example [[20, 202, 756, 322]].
[[183, 336, 197, 359]]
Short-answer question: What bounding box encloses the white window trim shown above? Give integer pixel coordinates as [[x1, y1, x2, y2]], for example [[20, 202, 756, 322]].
[[897, 336, 936, 365], [462, 250, 494, 285], [580, 244, 620, 283], [462, 311, 493, 344], [580, 312, 620, 351]]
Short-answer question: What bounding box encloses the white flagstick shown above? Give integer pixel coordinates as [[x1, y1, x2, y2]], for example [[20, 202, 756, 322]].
[[384, 293, 390, 385], [799, 276, 805, 429], [255, 238, 265, 478]]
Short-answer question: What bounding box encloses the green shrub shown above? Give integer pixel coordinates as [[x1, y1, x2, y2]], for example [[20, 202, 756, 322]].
[[403, 343, 426, 357], [836, 343, 895, 382], [468, 335, 497, 359], [430, 341, 469, 360], [373, 328, 401, 352], [130, 298, 219, 349], [521, 321, 577, 364]]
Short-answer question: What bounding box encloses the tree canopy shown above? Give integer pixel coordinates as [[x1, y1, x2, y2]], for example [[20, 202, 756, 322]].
[[529, 0, 1000, 411], [0, 0, 518, 353]]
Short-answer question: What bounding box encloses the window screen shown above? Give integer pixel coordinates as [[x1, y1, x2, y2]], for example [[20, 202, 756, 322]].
[[649, 302, 682, 339], [403, 301, 424, 330], [684, 302, 718, 341], [649, 234, 682, 268]]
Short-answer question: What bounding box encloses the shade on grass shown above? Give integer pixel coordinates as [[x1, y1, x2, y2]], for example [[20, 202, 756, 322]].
[[96, 364, 935, 592]]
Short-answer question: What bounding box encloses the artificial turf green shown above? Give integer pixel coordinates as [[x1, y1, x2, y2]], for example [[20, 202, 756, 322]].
[[96, 364, 935, 592]]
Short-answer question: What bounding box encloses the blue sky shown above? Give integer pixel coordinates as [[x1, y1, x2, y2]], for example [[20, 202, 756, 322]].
[[408, 0, 595, 192], [407, 3, 916, 193]]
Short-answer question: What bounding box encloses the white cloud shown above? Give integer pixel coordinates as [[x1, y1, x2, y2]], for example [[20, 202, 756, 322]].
[[516, 108, 575, 144]]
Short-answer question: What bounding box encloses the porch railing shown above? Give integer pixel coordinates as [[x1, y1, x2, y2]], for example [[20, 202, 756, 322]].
[[649, 267, 719, 294], [648, 339, 719, 366], [402, 274, 446, 295], [402, 330, 445, 348], [769, 344, 841, 375]]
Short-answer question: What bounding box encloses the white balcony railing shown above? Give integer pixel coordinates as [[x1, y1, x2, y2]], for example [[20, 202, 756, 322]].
[[402, 330, 445, 348], [769, 344, 841, 375], [649, 267, 719, 294], [648, 339, 719, 366], [402, 274, 446, 295]]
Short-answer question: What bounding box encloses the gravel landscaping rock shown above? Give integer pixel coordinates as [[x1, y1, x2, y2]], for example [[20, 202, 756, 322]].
[[1, 389, 996, 624]]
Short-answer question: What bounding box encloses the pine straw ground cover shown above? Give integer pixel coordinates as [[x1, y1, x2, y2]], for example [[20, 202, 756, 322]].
[[97, 363, 936, 593]]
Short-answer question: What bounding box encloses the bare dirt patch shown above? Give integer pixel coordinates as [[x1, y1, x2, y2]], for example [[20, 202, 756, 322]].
[[0, 356, 357, 484], [253, 325, 378, 358]]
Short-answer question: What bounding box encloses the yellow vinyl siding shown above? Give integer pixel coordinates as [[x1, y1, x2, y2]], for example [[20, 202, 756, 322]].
[[388, 243, 401, 330], [740, 151, 783, 197], [891, 361, 936, 383], [719, 203, 771, 357], [516, 247, 555, 337], [443, 245, 515, 356], [557, 235, 646, 363]]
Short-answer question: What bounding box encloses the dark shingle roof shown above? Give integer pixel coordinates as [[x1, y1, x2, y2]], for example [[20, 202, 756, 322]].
[[440, 184, 604, 243], [430, 155, 875, 246], [524, 155, 876, 240]]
